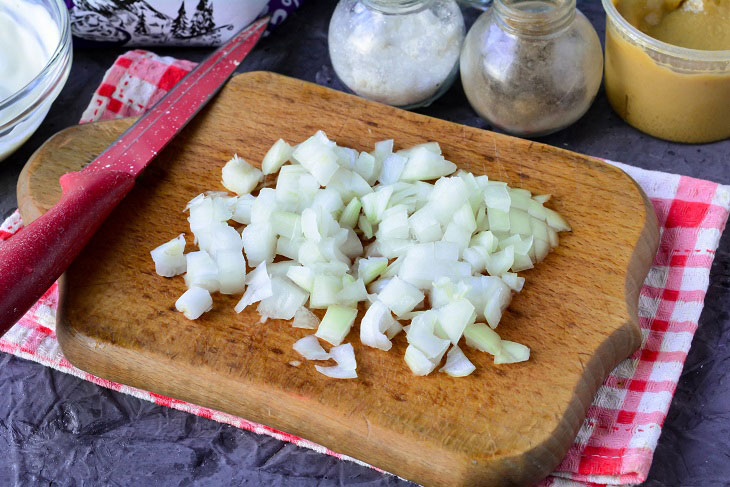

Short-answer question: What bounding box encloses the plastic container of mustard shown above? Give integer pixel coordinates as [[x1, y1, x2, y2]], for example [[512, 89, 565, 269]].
[[602, 0, 730, 143]]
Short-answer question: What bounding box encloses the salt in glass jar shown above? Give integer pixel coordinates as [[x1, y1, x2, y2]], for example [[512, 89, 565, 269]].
[[460, 0, 603, 137], [328, 0, 465, 109]]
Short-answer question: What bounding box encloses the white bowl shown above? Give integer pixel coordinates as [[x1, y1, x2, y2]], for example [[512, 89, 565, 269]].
[[0, 0, 72, 162]]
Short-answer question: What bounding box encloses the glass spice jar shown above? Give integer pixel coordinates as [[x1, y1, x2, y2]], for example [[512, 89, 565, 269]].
[[328, 0, 465, 109], [460, 0, 603, 137]]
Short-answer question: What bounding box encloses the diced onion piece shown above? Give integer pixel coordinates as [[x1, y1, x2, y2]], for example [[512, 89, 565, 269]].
[[545, 207, 572, 232], [376, 205, 410, 240], [335, 146, 358, 169], [527, 199, 548, 220], [311, 188, 345, 217], [293, 335, 330, 360], [385, 320, 404, 339], [276, 237, 303, 260], [397, 142, 440, 159], [361, 186, 394, 224], [234, 262, 272, 313], [471, 230, 498, 253], [310, 274, 344, 309], [533, 194, 551, 204], [482, 279, 512, 328], [494, 340, 530, 364], [242, 223, 276, 266], [484, 183, 511, 213], [231, 194, 255, 224], [501, 272, 525, 292], [315, 305, 358, 346], [262, 139, 293, 175], [357, 257, 388, 285], [407, 311, 450, 359], [184, 251, 219, 292], [369, 139, 393, 185], [327, 168, 373, 203], [453, 204, 477, 233], [314, 364, 358, 379], [292, 131, 340, 186], [428, 177, 468, 225], [475, 206, 489, 231], [257, 276, 309, 320], [293, 306, 320, 329], [251, 188, 278, 224], [462, 246, 487, 273], [511, 252, 534, 272], [207, 224, 244, 259], [276, 165, 319, 211], [530, 216, 550, 243], [464, 323, 502, 355], [367, 277, 391, 295], [508, 188, 532, 211], [457, 171, 483, 212], [358, 214, 374, 239], [216, 249, 246, 294], [547, 226, 559, 248], [378, 153, 407, 185], [175, 286, 213, 320], [286, 265, 315, 293], [338, 277, 368, 306], [509, 208, 532, 236], [533, 238, 551, 263], [461, 276, 510, 321], [404, 345, 439, 376], [151, 234, 186, 277], [271, 211, 302, 240], [442, 222, 473, 255], [485, 246, 514, 276], [339, 197, 362, 228], [400, 147, 456, 181], [437, 298, 476, 344], [378, 277, 425, 318], [409, 206, 442, 243], [360, 300, 394, 351], [487, 208, 510, 232], [221, 154, 262, 195], [340, 229, 364, 259], [354, 151, 377, 183], [329, 342, 357, 370], [440, 345, 476, 377]]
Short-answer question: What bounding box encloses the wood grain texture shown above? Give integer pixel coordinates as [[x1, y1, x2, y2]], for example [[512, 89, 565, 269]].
[[18, 72, 659, 487]]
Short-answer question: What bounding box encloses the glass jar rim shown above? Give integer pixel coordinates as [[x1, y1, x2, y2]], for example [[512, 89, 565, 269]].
[[363, 0, 434, 14], [493, 0, 576, 36], [601, 0, 730, 63], [0, 0, 71, 116]]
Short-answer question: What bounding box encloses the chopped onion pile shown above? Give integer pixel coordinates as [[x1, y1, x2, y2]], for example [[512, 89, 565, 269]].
[[151, 132, 571, 379]]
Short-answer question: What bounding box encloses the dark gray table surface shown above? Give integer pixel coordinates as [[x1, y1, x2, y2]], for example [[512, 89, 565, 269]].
[[0, 1, 728, 486]]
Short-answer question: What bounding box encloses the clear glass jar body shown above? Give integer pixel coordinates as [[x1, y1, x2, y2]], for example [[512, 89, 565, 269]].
[[460, 0, 603, 137], [328, 0, 465, 109]]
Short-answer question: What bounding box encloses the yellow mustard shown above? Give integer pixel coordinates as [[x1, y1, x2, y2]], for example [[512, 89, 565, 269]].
[[604, 0, 730, 142]]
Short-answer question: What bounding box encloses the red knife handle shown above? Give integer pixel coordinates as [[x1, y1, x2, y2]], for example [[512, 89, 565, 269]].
[[0, 169, 136, 333]]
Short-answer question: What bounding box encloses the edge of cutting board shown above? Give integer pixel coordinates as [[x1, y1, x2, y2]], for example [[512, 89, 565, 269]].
[[17, 71, 659, 486]]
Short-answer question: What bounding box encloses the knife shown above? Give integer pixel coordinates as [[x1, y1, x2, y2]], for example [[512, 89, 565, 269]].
[[0, 18, 269, 333]]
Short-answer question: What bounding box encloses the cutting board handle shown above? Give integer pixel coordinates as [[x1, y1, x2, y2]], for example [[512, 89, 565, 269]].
[[0, 169, 135, 333]]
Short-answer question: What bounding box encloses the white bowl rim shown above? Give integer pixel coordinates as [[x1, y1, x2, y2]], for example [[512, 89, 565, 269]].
[[0, 0, 72, 117]]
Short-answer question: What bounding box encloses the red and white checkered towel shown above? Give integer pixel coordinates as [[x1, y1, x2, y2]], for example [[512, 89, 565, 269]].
[[2, 51, 729, 486]]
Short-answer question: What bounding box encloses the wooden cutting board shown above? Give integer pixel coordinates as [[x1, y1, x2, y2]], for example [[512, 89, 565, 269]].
[[17, 72, 658, 487]]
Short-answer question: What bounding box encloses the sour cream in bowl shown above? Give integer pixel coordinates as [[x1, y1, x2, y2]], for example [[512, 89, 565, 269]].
[[0, 0, 72, 161]]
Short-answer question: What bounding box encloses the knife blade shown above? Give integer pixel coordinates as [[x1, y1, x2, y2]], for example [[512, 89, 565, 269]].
[[0, 18, 269, 333]]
